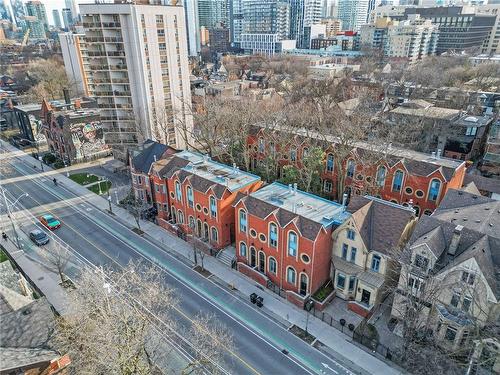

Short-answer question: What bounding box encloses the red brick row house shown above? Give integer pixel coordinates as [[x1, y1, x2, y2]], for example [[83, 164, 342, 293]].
[[233, 182, 350, 307], [248, 126, 466, 216], [130, 140, 177, 206], [150, 150, 263, 250]]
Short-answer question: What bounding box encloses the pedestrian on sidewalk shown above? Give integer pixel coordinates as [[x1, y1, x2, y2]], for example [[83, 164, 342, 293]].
[[2, 232, 7, 241]]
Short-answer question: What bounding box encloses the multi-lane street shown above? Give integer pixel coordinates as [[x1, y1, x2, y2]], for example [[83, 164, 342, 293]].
[[0, 146, 359, 375]]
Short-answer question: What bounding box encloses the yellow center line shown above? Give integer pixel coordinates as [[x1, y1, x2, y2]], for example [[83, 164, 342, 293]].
[[4, 171, 262, 375]]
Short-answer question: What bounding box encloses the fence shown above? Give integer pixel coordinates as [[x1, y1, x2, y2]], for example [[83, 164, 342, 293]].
[[311, 308, 355, 338], [352, 331, 402, 364]]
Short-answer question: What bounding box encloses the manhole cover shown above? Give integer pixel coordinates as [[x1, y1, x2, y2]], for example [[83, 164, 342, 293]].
[[38, 276, 44, 281]]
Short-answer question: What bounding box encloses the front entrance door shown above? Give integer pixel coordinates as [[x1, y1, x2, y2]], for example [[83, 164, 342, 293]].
[[196, 220, 202, 237], [258, 252, 265, 273], [361, 289, 371, 305], [250, 247, 256, 267], [203, 223, 209, 239], [300, 274, 308, 296]]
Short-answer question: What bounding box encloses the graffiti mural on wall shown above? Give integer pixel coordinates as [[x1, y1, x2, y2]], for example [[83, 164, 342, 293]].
[[71, 121, 110, 160]]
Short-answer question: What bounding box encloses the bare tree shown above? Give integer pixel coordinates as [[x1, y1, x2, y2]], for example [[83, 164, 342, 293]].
[[42, 241, 72, 285], [183, 313, 234, 375], [25, 57, 73, 100], [122, 190, 150, 230], [52, 262, 179, 374]]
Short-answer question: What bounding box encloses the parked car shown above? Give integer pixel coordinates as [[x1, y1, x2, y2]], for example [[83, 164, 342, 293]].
[[29, 229, 49, 246], [39, 214, 61, 230]]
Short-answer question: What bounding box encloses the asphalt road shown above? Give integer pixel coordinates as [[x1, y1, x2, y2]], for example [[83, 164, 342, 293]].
[[1, 151, 358, 375]]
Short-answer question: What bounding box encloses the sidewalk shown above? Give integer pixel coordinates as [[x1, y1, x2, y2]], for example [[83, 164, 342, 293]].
[[1, 141, 405, 375], [0, 236, 70, 316]]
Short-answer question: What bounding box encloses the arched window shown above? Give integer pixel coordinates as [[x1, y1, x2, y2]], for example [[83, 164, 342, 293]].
[[196, 219, 202, 237], [299, 273, 308, 296], [269, 222, 278, 248], [268, 257, 277, 274], [269, 141, 276, 157], [303, 147, 309, 159], [290, 147, 297, 162], [428, 179, 441, 202], [177, 210, 184, 224], [175, 181, 182, 201], [209, 196, 217, 218], [376, 166, 386, 187], [186, 186, 194, 208], [346, 159, 355, 178], [239, 209, 247, 233], [171, 206, 177, 223], [288, 231, 298, 256], [203, 222, 209, 239], [258, 251, 265, 273], [211, 227, 218, 243], [326, 153, 334, 172], [188, 216, 195, 229], [392, 170, 404, 192], [258, 138, 265, 153], [239, 242, 247, 257], [286, 267, 296, 285]]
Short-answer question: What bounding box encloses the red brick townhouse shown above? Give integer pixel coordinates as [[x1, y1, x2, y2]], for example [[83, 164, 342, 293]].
[[233, 182, 350, 308], [153, 150, 263, 250], [130, 140, 177, 205], [248, 126, 466, 216]]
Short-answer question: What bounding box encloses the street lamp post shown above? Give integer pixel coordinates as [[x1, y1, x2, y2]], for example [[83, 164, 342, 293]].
[[107, 189, 112, 213], [0, 188, 28, 249]]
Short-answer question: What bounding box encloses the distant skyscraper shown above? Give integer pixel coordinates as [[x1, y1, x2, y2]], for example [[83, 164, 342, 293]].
[[198, 0, 228, 28], [79, 2, 193, 159], [0, 0, 12, 22], [9, 0, 26, 28], [65, 0, 78, 23], [25, 1, 48, 32], [337, 0, 369, 31], [62, 8, 73, 30], [52, 9, 62, 28], [230, 0, 244, 47], [290, 0, 323, 48], [240, 0, 292, 55], [183, 0, 200, 56]]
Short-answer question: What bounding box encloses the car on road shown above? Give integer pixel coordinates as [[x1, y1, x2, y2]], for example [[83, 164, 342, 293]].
[[39, 214, 61, 230], [29, 229, 50, 246]]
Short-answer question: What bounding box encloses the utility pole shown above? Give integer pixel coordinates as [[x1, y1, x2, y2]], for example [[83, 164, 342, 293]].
[[107, 190, 112, 213], [0, 188, 25, 249]]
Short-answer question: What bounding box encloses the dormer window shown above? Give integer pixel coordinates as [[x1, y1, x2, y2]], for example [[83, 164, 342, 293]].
[[347, 229, 355, 240], [414, 254, 429, 271]]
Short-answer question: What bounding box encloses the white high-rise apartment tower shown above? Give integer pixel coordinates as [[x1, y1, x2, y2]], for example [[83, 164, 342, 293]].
[[80, 2, 193, 160], [337, 0, 369, 31]]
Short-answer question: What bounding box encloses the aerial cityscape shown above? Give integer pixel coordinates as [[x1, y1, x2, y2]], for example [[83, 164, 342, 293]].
[[0, 0, 498, 374]]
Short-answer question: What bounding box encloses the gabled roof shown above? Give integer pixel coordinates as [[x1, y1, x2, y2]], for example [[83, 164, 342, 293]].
[[131, 140, 174, 174], [408, 215, 500, 299], [432, 189, 500, 238], [463, 174, 500, 195], [347, 196, 415, 255]]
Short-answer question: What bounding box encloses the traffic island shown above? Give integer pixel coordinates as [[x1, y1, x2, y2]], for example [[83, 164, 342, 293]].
[[289, 325, 316, 344]]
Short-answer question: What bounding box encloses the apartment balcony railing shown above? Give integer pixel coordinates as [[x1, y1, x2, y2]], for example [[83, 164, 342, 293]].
[[111, 78, 129, 83], [101, 22, 121, 28], [82, 22, 102, 28], [86, 36, 123, 43]]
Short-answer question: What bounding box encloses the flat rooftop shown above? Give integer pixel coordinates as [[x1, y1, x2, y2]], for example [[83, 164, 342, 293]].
[[176, 151, 261, 192], [390, 105, 461, 120], [250, 182, 350, 226]]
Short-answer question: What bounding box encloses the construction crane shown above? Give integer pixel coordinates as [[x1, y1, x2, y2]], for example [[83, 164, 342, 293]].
[[21, 28, 30, 47]]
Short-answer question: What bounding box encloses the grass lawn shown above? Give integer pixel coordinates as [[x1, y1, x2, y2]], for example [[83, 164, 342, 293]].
[[0, 250, 9, 263], [88, 180, 112, 195], [69, 173, 100, 186]]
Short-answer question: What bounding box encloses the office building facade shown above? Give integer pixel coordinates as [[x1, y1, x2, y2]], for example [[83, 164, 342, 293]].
[[52, 9, 62, 29], [80, 2, 193, 160], [25, 1, 48, 32], [290, 0, 323, 48]]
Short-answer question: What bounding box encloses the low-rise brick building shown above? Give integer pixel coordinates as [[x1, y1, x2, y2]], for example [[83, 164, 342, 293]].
[[248, 125, 466, 216], [155, 151, 262, 251], [233, 182, 349, 307]]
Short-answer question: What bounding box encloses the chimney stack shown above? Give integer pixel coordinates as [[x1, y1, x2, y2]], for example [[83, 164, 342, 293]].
[[437, 149, 442, 159], [288, 184, 293, 194], [153, 155, 157, 162], [293, 183, 297, 195], [448, 225, 463, 256], [431, 151, 436, 159]]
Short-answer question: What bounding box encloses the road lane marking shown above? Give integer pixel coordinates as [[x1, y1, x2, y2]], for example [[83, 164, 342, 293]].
[[2, 166, 264, 375], [7, 156, 357, 375]]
